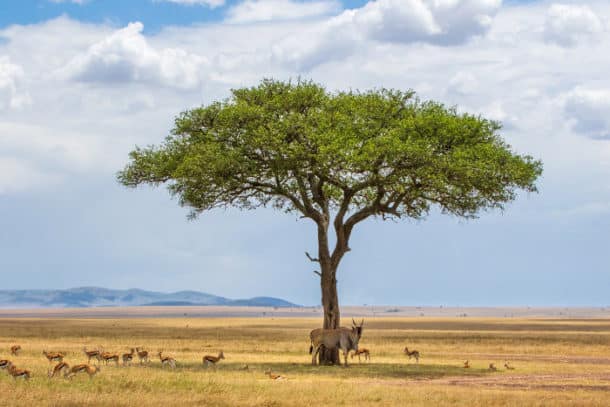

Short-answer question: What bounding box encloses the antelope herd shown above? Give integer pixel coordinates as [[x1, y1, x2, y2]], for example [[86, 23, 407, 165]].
[[1, 324, 516, 383]]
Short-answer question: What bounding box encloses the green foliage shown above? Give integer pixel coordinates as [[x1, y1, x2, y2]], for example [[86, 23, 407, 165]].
[[118, 78, 542, 223]]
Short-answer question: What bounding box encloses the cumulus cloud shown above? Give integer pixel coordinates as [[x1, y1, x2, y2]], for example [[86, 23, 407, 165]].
[[544, 4, 604, 47], [61, 22, 207, 89], [271, 0, 502, 70], [226, 0, 340, 23], [155, 0, 225, 7], [562, 87, 610, 139], [0, 56, 31, 109]]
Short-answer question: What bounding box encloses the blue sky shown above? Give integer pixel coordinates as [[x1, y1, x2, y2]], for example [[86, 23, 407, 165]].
[[1, 0, 609, 306]]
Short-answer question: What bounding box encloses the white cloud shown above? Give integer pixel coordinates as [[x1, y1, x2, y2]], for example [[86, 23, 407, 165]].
[[562, 87, 610, 139], [544, 4, 604, 47], [61, 22, 207, 89], [226, 0, 340, 23], [155, 0, 225, 7], [0, 56, 30, 109]]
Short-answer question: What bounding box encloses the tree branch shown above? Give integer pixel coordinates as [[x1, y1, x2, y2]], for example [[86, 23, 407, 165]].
[[305, 252, 320, 263]]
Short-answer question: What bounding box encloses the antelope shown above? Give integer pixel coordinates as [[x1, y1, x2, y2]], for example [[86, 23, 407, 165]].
[[122, 349, 135, 366], [504, 361, 515, 370], [489, 363, 497, 371], [239, 364, 249, 371], [158, 351, 176, 369], [264, 370, 286, 380], [10, 345, 21, 356], [203, 351, 224, 368], [463, 360, 470, 368], [7, 363, 31, 380], [0, 359, 11, 370], [403, 347, 420, 363], [310, 319, 364, 366], [136, 347, 150, 364], [100, 351, 119, 366], [48, 362, 70, 378], [43, 350, 64, 364], [351, 348, 370, 363], [83, 347, 101, 364], [66, 364, 99, 380]]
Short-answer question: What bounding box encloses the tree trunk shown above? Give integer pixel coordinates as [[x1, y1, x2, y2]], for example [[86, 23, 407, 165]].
[[318, 264, 341, 365]]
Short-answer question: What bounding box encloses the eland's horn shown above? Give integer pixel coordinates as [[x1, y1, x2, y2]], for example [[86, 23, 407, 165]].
[[352, 318, 357, 326]]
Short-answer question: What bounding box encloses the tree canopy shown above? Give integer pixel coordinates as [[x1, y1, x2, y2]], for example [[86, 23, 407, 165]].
[[118, 79, 542, 233]]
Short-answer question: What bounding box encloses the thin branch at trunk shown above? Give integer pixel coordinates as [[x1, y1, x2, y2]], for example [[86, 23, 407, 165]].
[[305, 252, 320, 263]]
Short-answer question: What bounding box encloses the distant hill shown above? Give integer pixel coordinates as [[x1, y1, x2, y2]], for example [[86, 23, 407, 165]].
[[0, 287, 298, 309]]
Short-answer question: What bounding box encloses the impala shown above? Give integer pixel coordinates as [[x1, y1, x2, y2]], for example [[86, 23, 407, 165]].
[[136, 347, 150, 364], [83, 347, 101, 364], [264, 370, 286, 380], [10, 345, 21, 356], [158, 351, 176, 369], [67, 364, 99, 380], [8, 363, 31, 380], [463, 360, 470, 368], [351, 348, 370, 363], [48, 362, 70, 378], [403, 347, 420, 363], [122, 349, 135, 366], [203, 351, 224, 368], [489, 363, 497, 371], [100, 351, 119, 366], [43, 350, 64, 363], [0, 359, 11, 370], [504, 361, 515, 370]]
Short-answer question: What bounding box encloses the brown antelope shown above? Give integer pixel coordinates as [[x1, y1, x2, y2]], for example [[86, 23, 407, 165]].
[[463, 360, 470, 368], [8, 363, 31, 380], [136, 347, 150, 364], [504, 361, 515, 370], [489, 363, 497, 371], [67, 364, 99, 380], [43, 350, 65, 363], [203, 351, 224, 368], [351, 348, 370, 363], [83, 347, 101, 364], [10, 345, 21, 356], [403, 347, 420, 363], [264, 370, 286, 380], [122, 349, 135, 366], [309, 319, 364, 366], [48, 362, 70, 378], [100, 351, 119, 366], [0, 359, 11, 370], [158, 351, 176, 369]]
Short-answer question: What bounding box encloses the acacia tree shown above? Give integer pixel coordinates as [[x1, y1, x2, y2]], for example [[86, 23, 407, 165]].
[[118, 79, 542, 363]]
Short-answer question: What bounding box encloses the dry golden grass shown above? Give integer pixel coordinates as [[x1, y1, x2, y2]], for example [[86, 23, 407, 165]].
[[1, 316, 610, 406]]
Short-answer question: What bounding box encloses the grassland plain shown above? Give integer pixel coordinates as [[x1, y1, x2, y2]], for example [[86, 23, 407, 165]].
[[1, 316, 610, 406]]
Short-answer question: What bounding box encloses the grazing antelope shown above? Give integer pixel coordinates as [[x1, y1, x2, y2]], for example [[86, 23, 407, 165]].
[[403, 347, 420, 363], [8, 363, 31, 380], [239, 364, 249, 371], [122, 349, 135, 366], [48, 362, 70, 379], [83, 347, 101, 364], [43, 350, 64, 364], [100, 351, 119, 366], [309, 319, 365, 366], [489, 363, 497, 371], [66, 364, 99, 380], [203, 351, 224, 368], [265, 370, 286, 380], [351, 348, 370, 363], [157, 351, 176, 369], [0, 359, 11, 370], [10, 345, 21, 356], [504, 361, 515, 370], [463, 360, 470, 368], [136, 347, 150, 364]]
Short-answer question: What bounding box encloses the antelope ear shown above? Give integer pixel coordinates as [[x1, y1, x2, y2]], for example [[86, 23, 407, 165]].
[[360, 319, 364, 327]]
